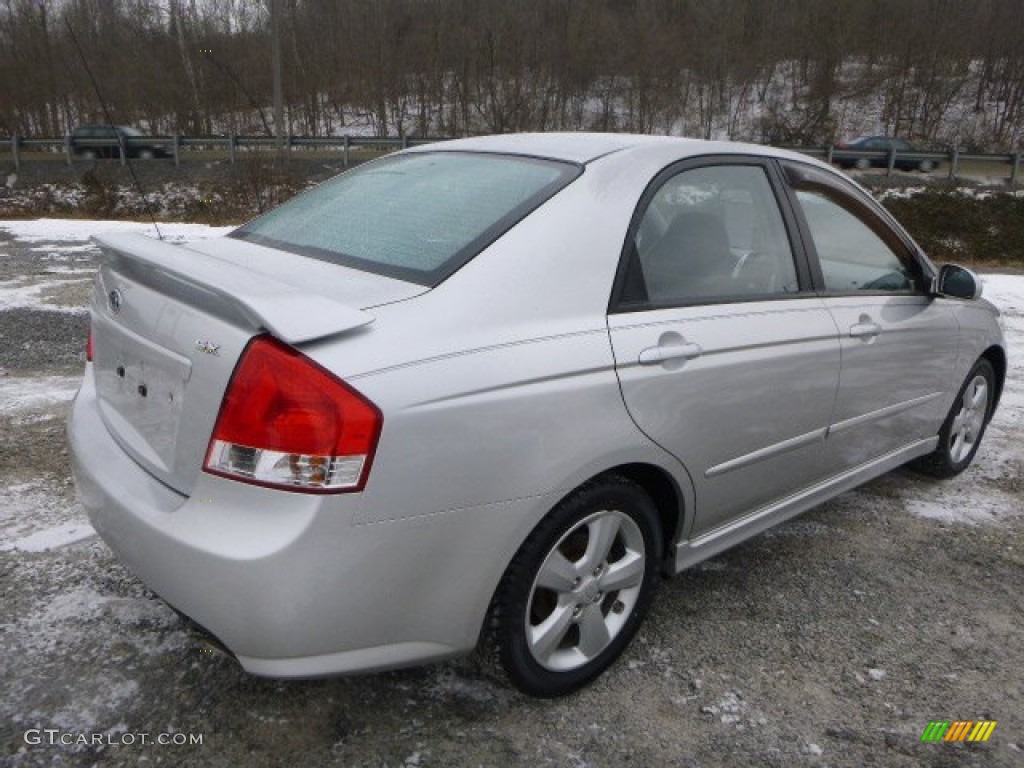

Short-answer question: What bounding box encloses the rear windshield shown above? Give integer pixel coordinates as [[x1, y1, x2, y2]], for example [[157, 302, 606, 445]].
[[231, 151, 581, 286]]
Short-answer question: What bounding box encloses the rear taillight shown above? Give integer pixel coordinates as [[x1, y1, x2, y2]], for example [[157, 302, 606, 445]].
[[86, 327, 94, 362], [203, 336, 382, 493]]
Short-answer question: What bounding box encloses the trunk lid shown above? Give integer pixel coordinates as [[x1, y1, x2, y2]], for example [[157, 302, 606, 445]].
[[89, 232, 393, 495]]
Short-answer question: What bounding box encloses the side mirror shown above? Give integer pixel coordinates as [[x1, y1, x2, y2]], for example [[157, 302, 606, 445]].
[[933, 264, 982, 300]]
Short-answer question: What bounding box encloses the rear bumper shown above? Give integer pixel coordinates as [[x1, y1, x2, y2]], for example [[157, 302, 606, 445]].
[[68, 369, 549, 677]]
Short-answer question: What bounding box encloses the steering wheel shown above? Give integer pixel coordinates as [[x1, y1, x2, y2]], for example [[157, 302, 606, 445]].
[[731, 250, 780, 293], [860, 270, 910, 291]]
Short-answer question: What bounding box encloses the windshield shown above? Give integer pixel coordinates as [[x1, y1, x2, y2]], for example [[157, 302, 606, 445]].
[[231, 152, 581, 286]]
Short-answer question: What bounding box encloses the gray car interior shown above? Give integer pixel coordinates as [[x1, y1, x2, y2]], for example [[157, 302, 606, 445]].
[[642, 211, 736, 301]]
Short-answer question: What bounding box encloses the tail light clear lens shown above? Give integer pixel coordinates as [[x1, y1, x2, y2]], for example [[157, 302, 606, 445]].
[[204, 336, 382, 493]]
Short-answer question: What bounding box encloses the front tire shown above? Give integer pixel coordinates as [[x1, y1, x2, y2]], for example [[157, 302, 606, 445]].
[[854, 156, 871, 170], [912, 358, 995, 478], [489, 476, 663, 697]]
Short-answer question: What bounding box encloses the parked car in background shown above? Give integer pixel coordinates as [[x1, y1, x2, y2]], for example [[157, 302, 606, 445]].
[[70, 124, 168, 159], [69, 133, 1005, 697], [834, 136, 939, 172]]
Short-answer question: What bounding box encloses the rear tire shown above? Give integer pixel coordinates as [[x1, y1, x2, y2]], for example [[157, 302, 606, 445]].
[[854, 157, 871, 170], [138, 149, 155, 160], [487, 476, 662, 697], [918, 159, 935, 173], [911, 358, 995, 478]]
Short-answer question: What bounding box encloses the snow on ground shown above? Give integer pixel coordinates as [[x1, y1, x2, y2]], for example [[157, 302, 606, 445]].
[[3, 564, 187, 733], [0, 276, 91, 313], [40, 263, 96, 274], [903, 498, 1004, 526], [0, 520, 96, 552], [0, 478, 95, 552], [0, 373, 92, 546], [0, 374, 81, 414], [31, 243, 97, 253], [980, 275, 1024, 416], [981, 273, 1024, 316], [0, 218, 234, 243]]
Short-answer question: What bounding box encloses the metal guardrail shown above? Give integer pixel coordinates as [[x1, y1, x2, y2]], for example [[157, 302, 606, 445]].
[[1, 133, 1021, 185], [792, 145, 1022, 185], [0, 133, 446, 172]]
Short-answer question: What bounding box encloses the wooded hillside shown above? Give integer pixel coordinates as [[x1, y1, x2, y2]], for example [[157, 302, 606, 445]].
[[3, 0, 1023, 148]]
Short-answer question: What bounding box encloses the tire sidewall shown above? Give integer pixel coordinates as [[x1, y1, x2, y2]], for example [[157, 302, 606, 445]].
[[497, 480, 663, 697]]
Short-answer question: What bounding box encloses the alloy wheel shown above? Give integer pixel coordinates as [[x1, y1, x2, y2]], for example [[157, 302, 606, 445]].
[[525, 509, 646, 672], [949, 374, 989, 464]]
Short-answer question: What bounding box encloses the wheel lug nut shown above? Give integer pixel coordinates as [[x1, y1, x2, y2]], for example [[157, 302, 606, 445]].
[[612, 600, 625, 614]]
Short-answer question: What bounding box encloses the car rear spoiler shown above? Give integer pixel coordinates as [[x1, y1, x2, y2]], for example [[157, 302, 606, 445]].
[[93, 232, 373, 344]]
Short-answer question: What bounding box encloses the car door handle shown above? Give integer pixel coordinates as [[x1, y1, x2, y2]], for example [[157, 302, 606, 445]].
[[638, 342, 703, 365], [849, 321, 882, 340]]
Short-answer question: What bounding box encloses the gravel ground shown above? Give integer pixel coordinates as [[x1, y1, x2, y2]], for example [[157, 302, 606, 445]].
[[1, 224, 1022, 767]]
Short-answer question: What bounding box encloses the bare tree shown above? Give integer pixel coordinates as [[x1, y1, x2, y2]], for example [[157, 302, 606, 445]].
[[1, 0, 1022, 149]]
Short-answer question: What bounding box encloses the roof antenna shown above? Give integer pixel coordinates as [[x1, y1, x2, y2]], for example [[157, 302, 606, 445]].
[[63, 16, 164, 241]]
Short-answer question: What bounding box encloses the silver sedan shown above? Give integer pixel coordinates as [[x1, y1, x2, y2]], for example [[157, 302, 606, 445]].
[[69, 133, 1006, 697]]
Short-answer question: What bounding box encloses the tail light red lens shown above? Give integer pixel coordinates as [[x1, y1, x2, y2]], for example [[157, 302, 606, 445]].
[[204, 336, 382, 493], [86, 327, 94, 362]]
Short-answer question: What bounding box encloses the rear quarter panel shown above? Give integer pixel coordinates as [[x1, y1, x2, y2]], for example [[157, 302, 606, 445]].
[[348, 330, 687, 525]]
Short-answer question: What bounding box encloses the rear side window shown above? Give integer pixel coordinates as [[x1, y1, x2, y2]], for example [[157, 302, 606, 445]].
[[620, 163, 801, 308], [232, 152, 580, 286]]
